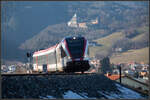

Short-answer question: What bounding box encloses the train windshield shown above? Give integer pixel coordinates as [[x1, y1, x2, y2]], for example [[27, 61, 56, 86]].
[[66, 37, 85, 58]]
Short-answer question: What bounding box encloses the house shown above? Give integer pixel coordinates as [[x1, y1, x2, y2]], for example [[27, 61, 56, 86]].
[[140, 70, 148, 77], [8, 65, 16, 72], [105, 74, 121, 80], [115, 48, 122, 52], [124, 70, 134, 75], [1, 65, 6, 70], [1, 65, 8, 72], [78, 22, 87, 28], [67, 13, 99, 29], [112, 69, 120, 74], [90, 59, 100, 67], [90, 17, 98, 24]]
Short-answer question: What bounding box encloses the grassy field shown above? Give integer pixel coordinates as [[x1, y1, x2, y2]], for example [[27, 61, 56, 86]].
[[131, 34, 145, 41], [89, 46, 110, 58], [131, 26, 149, 42], [89, 31, 149, 64], [136, 26, 149, 34], [110, 47, 149, 64], [89, 32, 125, 57], [94, 32, 125, 47], [131, 33, 146, 42]]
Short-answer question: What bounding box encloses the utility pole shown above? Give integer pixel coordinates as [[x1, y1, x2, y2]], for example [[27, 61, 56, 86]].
[[118, 64, 122, 83], [26, 52, 32, 73]]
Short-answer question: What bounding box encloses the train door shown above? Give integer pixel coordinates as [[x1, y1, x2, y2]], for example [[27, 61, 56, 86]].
[[60, 46, 67, 67], [56, 48, 61, 64], [43, 64, 47, 73], [56, 46, 63, 71]]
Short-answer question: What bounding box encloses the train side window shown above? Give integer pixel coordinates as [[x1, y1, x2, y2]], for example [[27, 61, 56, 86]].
[[60, 46, 66, 58], [38, 56, 42, 65], [48, 52, 56, 64]]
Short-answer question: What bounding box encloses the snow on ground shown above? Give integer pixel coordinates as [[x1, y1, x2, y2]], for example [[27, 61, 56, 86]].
[[63, 91, 84, 99], [99, 83, 145, 99], [78, 92, 97, 99], [115, 83, 145, 99], [39, 84, 145, 99], [39, 91, 97, 99], [39, 95, 56, 99], [63, 91, 97, 99]]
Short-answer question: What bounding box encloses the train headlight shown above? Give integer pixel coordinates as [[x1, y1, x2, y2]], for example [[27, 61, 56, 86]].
[[73, 37, 76, 39], [68, 56, 71, 59]]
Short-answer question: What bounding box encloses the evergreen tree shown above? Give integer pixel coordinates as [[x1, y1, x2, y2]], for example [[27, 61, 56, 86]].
[[98, 57, 112, 74]]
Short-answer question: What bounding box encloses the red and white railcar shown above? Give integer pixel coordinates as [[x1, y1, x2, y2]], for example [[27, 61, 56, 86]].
[[32, 36, 90, 73]]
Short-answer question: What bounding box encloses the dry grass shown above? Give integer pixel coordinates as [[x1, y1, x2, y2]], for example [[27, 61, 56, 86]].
[[110, 47, 149, 64], [94, 32, 125, 47], [131, 33, 146, 42], [89, 32, 125, 57]]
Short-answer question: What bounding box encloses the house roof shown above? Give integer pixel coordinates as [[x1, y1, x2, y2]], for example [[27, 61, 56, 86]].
[[105, 74, 121, 80]]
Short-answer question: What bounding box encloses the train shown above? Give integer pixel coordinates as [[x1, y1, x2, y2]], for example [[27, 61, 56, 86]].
[[32, 36, 91, 73]]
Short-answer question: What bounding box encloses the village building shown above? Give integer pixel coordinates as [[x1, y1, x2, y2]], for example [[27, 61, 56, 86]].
[[8, 65, 16, 72], [115, 48, 122, 52], [140, 70, 148, 77], [105, 73, 122, 81], [67, 13, 99, 29], [78, 22, 87, 28], [67, 13, 78, 27], [90, 17, 98, 24]]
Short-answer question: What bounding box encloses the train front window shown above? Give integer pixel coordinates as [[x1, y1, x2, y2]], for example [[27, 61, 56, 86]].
[[66, 37, 85, 58]]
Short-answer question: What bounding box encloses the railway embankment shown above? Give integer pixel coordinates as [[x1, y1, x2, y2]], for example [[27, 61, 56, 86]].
[[2, 73, 147, 99]]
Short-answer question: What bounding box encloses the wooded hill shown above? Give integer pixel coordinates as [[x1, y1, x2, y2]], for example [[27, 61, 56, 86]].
[[1, 1, 149, 64]]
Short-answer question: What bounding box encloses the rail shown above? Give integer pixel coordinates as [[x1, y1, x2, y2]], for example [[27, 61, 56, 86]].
[[1, 72, 96, 76]]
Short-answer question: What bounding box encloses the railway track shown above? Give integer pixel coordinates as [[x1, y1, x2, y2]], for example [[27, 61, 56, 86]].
[[1, 72, 96, 76]]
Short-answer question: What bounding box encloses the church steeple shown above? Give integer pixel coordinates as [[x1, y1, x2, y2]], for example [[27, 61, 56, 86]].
[[67, 13, 78, 27]]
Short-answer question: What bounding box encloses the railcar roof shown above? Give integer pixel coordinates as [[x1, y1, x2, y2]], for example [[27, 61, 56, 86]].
[[61, 36, 85, 43], [33, 44, 58, 55], [33, 36, 86, 56], [64, 36, 85, 39]]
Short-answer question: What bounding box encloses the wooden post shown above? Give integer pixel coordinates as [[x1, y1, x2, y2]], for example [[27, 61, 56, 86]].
[[119, 65, 122, 83], [27, 52, 32, 73]]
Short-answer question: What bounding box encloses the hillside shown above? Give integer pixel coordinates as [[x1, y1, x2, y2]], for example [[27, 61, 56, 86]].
[[19, 23, 108, 51], [95, 32, 125, 45], [110, 47, 149, 64], [94, 32, 125, 49], [89, 32, 123, 58], [89, 24, 149, 59], [1, 1, 149, 64]]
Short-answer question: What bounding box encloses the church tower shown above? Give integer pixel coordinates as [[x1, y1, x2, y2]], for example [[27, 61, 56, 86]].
[[67, 13, 78, 27]]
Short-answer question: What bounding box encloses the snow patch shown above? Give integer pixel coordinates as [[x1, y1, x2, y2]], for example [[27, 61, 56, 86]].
[[115, 83, 144, 99], [99, 91, 123, 99], [39, 95, 56, 99], [39, 84, 145, 99], [98, 83, 144, 99], [63, 91, 84, 99], [46, 95, 56, 99], [78, 92, 97, 99]]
